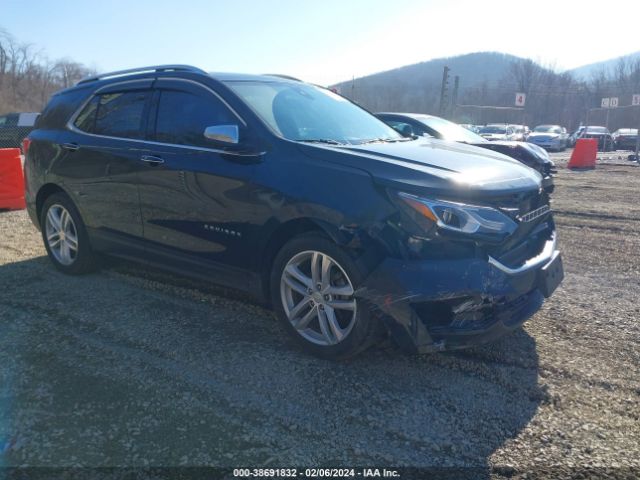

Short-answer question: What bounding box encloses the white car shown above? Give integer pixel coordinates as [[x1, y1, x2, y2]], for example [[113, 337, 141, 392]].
[[527, 125, 569, 152], [478, 124, 517, 141]]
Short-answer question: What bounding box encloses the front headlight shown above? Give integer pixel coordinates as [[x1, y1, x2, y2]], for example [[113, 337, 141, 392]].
[[397, 192, 518, 240]]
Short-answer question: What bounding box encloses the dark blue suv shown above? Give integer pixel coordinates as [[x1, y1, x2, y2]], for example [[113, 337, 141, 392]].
[[25, 65, 563, 359]]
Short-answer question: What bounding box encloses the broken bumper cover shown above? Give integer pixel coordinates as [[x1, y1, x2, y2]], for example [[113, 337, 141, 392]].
[[357, 234, 563, 353]]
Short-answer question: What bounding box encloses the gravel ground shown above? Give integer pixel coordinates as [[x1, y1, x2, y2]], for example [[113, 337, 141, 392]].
[[0, 151, 639, 478]]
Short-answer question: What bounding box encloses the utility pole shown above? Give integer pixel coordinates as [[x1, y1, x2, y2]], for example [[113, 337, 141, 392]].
[[439, 66, 450, 117], [450, 75, 459, 120], [351, 76, 355, 102]]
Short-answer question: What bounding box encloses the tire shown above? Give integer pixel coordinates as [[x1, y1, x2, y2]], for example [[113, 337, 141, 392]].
[[40, 192, 100, 275], [270, 232, 384, 359]]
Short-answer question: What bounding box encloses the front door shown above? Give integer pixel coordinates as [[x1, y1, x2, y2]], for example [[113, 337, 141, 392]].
[[137, 79, 260, 286]]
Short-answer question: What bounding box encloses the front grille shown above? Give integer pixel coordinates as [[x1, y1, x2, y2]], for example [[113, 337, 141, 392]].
[[544, 162, 558, 176], [519, 205, 550, 223], [485, 189, 549, 221]]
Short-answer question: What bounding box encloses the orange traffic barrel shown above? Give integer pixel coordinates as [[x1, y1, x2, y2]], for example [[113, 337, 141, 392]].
[[568, 138, 597, 169], [0, 148, 26, 210]]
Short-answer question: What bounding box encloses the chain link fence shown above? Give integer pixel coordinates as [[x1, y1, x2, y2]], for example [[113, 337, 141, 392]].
[[586, 105, 640, 132], [0, 112, 39, 149]]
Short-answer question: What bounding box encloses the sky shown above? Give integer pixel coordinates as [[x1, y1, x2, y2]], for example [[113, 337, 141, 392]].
[[1, 0, 639, 86]]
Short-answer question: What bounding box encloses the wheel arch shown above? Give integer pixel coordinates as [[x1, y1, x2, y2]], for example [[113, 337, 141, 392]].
[[259, 217, 358, 304], [36, 183, 70, 223]]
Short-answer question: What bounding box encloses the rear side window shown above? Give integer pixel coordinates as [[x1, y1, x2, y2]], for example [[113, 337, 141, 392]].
[[94, 92, 149, 139], [74, 91, 149, 139], [74, 96, 99, 132], [153, 89, 235, 147]]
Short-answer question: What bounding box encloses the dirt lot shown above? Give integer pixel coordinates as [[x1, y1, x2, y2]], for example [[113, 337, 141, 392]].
[[1, 151, 639, 478]]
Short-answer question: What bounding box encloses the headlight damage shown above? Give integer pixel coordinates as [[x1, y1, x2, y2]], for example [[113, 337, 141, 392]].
[[397, 192, 518, 240]]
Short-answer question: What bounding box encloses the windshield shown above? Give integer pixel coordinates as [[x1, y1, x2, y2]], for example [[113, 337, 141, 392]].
[[416, 115, 485, 143], [225, 81, 402, 145], [534, 125, 562, 134], [479, 126, 506, 134], [586, 127, 607, 134]]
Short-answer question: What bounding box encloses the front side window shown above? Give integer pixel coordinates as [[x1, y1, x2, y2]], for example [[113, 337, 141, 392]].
[[418, 115, 484, 143], [226, 81, 401, 145], [153, 89, 236, 147], [384, 120, 416, 137]]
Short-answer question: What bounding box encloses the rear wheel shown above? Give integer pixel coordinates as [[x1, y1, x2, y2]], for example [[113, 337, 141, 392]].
[[40, 193, 99, 274], [271, 233, 383, 359]]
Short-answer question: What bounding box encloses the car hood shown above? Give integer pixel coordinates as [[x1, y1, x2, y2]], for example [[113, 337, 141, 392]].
[[297, 138, 541, 199], [464, 140, 554, 175]]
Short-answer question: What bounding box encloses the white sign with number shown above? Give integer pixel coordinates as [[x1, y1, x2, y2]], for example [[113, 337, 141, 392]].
[[610, 97, 619, 108], [601, 98, 610, 108], [633, 94, 640, 106], [515, 93, 526, 107]]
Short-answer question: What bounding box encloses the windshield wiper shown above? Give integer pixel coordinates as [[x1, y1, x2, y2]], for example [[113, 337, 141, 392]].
[[294, 139, 344, 145], [357, 137, 413, 145]]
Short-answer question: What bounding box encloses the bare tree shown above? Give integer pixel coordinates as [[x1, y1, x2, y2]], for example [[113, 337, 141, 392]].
[[0, 30, 93, 114]]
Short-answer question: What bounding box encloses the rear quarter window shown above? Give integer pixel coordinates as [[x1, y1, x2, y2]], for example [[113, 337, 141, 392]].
[[38, 88, 93, 129]]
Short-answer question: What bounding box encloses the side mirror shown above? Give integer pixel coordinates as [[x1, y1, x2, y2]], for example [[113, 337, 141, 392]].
[[204, 125, 239, 145]]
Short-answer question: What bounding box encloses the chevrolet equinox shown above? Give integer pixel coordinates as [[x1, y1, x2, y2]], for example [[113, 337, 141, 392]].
[[25, 65, 564, 359]]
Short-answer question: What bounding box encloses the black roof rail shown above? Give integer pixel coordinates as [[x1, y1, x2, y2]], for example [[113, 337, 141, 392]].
[[77, 64, 207, 85], [263, 74, 302, 82]]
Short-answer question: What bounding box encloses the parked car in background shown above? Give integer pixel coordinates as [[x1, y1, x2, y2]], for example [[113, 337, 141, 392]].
[[0, 112, 40, 148], [568, 126, 585, 147], [375, 112, 556, 192], [527, 125, 569, 152], [509, 125, 528, 142], [611, 128, 638, 151], [577, 126, 613, 151], [459, 123, 481, 133], [478, 124, 517, 141], [24, 65, 563, 359]]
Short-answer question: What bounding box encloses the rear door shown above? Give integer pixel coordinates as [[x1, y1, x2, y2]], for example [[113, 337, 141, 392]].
[[58, 80, 153, 252], [137, 78, 260, 286]]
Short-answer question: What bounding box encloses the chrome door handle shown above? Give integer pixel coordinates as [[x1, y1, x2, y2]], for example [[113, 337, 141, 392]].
[[60, 142, 79, 151], [140, 155, 164, 165]]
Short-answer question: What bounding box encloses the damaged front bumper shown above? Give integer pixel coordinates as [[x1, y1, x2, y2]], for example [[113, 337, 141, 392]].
[[357, 234, 563, 354]]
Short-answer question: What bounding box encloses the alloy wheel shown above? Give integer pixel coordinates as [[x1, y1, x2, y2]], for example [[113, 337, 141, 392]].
[[280, 250, 357, 346], [45, 204, 79, 266]]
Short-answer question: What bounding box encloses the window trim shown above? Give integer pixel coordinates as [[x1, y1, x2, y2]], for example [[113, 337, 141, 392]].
[[66, 78, 261, 157], [158, 77, 247, 127], [67, 79, 154, 138]]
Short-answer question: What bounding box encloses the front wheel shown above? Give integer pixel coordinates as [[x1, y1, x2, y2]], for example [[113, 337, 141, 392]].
[[270, 233, 384, 359]]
